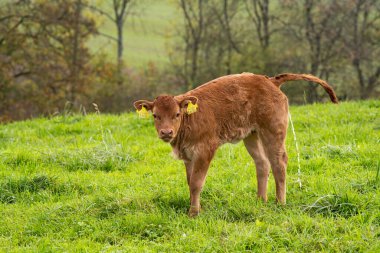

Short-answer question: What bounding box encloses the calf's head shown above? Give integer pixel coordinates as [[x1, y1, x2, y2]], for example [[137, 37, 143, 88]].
[[133, 95, 198, 143]]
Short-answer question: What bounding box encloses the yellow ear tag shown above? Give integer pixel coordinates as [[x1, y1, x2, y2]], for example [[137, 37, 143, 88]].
[[137, 106, 150, 118], [186, 101, 198, 114]]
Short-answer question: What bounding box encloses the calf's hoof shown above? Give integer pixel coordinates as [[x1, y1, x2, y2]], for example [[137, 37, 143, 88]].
[[275, 198, 286, 205], [188, 206, 201, 217], [257, 195, 268, 202]]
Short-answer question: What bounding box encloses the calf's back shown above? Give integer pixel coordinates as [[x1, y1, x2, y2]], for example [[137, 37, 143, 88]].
[[173, 73, 288, 147]]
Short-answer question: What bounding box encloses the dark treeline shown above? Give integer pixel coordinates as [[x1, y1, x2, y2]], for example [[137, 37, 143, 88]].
[[1, 0, 379, 122]]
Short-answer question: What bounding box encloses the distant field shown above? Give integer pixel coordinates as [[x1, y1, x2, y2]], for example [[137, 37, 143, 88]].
[[88, 0, 179, 68], [0, 101, 379, 251]]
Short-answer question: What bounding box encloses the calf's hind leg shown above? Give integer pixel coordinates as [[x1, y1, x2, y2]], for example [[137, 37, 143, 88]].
[[260, 126, 288, 204], [244, 132, 271, 202]]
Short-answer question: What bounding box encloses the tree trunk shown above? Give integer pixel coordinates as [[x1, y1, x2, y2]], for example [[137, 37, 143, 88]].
[[190, 43, 199, 89], [70, 0, 81, 103], [113, 0, 130, 85], [180, 0, 204, 89], [117, 20, 123, 66], [261, 0, 270, 49], [116, 18, 123, 85]]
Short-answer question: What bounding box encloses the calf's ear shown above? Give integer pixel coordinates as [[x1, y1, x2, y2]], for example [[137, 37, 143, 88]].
[[179, 96, 198, 109], [133, 100, 154, 111]]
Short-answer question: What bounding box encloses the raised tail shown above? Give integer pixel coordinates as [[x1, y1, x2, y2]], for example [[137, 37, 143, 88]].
[[269, 73, 338, 103]]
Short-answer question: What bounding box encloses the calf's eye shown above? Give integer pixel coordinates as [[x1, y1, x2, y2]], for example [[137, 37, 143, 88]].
[[176, 113, 180, 118]]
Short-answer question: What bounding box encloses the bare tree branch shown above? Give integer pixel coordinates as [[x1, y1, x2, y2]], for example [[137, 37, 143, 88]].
[[82, 3, 116, 22]]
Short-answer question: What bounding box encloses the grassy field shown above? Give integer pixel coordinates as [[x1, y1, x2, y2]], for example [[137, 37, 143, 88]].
[[0, 100, 379, 252], [88, 0, 178, 67]]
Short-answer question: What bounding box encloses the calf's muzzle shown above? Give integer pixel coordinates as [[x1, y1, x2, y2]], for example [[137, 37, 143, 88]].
[[159, 129, 174, 142]]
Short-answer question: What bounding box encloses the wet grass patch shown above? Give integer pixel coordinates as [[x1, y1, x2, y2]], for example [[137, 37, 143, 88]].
[[0, 175, 86, 204], [52, 147, 135, 172], [322, 144, 358, 160], [303, 194, 359, 218]]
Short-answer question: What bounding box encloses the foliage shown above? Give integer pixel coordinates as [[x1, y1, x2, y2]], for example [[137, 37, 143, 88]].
[[89, 59, 183, 113], [1, 0, 380, 122], [0, 0, 98, 121], [0, 100, 379, 251], [169, 0, 380, 101]]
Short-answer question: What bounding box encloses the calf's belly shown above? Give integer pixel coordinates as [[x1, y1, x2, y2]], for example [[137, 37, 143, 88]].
[[222, 126, 254, 144]]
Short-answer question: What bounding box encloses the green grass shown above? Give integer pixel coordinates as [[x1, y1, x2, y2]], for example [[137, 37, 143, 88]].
[[0, 100, 379, 252]]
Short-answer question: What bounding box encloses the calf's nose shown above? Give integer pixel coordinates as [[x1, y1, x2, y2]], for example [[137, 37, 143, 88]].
[[160, 129, 173, 136]]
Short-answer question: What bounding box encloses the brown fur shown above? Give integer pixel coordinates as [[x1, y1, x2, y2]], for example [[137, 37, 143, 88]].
[[134, 73, 338, 217]]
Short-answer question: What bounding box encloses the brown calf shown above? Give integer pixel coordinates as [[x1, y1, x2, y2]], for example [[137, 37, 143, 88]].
[[134, 73, 337, 217]]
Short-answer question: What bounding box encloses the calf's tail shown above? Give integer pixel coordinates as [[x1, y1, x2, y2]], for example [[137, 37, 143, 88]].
[[269, 73, 338, 104]]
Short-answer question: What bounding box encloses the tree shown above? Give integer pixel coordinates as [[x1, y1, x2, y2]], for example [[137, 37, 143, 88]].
[[245, 0, 271, 50], [303, 0, 347, 102], [275, 0, 347, 102], [179, 0, 205, 88], [113, 0, 131, 66], [71, 0, 82, 102], [343, 0, 380, 99], [0, 0, 97, 120], [172, 0, 243, 88], [211, 0, 241, 74], [85, 0, 134, 84]]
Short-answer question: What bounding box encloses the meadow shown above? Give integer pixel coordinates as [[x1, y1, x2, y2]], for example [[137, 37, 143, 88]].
[[0, 100, 379, 252]]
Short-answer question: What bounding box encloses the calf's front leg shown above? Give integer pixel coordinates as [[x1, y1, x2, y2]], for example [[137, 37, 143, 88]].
[[188, 150, 215, 217], [184, 161, 193, 186]]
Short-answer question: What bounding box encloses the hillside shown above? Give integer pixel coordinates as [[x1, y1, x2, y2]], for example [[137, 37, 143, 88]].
[[0, 101, 379, 251]]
